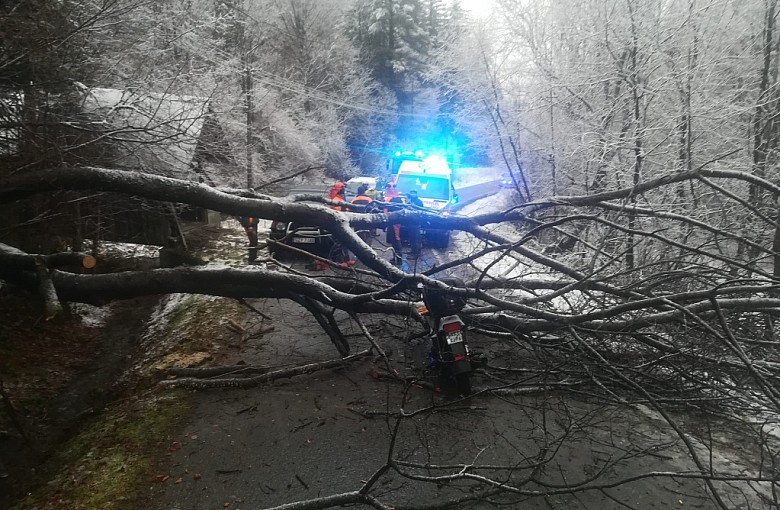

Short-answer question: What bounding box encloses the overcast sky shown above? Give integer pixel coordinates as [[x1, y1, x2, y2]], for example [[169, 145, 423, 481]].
[[460, 0, 495, 18]]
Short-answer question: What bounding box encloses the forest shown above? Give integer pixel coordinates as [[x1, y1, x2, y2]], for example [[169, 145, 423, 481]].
[[4, 0, 780, 508]]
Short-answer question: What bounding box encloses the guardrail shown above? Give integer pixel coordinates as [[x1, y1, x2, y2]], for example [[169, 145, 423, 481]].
[[451, 180, 501, 211]]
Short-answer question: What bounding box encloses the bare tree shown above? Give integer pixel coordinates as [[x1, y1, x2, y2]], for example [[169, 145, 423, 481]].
[[3, 162, 780, 506], [6, 0, 780, 507]]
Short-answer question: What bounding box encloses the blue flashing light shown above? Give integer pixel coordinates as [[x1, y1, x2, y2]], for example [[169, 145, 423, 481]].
[[422, 155, 450, 174]]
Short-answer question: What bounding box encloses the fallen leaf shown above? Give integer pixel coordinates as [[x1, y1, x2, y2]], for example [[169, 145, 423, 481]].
[[154, 474, 170, 483], [193, 473, 202, 480], [174, 477, 183, 484]]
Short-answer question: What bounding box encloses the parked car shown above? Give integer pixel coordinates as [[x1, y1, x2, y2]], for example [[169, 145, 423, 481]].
[[267, 185, 375, 260], [267, 219, 337, 260], [266, 187, 331, 260]]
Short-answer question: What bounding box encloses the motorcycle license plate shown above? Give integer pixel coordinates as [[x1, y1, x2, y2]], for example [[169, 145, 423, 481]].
[[293, 237, 316, 244], [445, 330, 464, 345]]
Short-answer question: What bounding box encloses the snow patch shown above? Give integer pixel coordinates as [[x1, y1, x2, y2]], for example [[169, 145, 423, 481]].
[[71, 302, 113, 327], [141, 293, 191, 343], [97, 240, 160, 259]]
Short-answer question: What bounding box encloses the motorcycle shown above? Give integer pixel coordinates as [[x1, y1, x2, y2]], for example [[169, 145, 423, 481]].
[[417, 277, 473, 395]]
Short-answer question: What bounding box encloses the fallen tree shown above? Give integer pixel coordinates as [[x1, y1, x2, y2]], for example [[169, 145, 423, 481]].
[[3, 165, 780, 508], [3, 165, 780, 398]]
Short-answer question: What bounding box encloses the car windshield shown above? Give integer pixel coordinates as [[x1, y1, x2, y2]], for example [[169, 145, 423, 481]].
[[394, 175, 450, 201]]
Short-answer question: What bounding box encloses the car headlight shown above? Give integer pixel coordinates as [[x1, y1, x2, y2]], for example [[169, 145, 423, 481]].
[[274, 222, 288, 231]]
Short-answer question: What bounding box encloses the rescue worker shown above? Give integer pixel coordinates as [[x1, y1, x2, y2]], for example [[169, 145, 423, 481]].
[[384, 181, 401, 202], [350, 183, 379, 244], [350, 183, 375, 209], [328, 181, 346, 210], [327, 181, 353, 265], [407, 189, 424, 208], [238, 216, 258, 262], [406, 190, 424, 257], [384, 183, 404, 265]]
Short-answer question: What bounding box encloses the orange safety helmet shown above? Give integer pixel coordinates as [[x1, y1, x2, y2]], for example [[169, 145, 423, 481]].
[[328, 181, 346, 199]]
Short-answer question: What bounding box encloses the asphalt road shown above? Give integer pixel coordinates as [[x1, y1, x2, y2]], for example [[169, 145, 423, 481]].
[[148, 296, 771, 509], [146, 192, 763, 509], [146, 298, 729, 510]]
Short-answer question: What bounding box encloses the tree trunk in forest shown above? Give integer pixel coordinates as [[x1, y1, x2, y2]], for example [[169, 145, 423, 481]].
[[626, 0, 643, 272], [244, 63, 254, 189], [750, 0, 777, 271], [549, 89, 557, 196]]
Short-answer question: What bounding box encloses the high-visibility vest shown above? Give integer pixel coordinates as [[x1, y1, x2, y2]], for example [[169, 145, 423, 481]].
[[351, 195, 373, 206], [331, 195, 345, 211]]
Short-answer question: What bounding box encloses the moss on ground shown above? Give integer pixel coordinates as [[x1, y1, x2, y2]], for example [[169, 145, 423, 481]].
[[11, 390, 191, 510], [8, 296, 248, 510], [159, 295, 246, 353], [165, 294, 201, 331], [4, 225, 253, 509]]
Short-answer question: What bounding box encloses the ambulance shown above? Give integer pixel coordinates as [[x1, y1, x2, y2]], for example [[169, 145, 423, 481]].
[[390, 154, 458, 248]]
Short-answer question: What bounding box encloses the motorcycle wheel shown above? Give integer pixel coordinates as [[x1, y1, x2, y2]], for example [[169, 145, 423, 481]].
[[455, 372, 472, 395]]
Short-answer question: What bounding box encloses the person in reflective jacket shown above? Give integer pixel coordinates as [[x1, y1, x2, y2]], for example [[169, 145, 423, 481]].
[[406, 190, 423, 257], [328, 181, 346, 211], [384, 183, 404, 265], [350, 183, 376, 210], [350, 183, 379, 245], [238, 216, 258, 262], [327, 181, 353, 265]]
